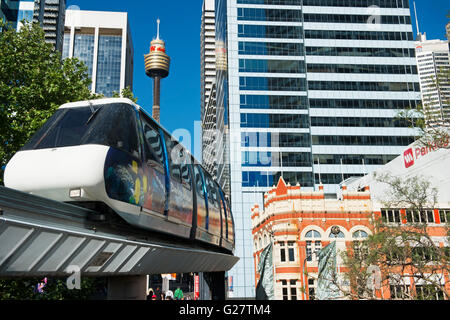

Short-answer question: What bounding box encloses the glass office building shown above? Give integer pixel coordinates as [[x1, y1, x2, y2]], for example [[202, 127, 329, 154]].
[[95, 34, 123, 97], [212, 0, 420, 298], [1, 0, 34, 30], [62, 9, 133, 97]]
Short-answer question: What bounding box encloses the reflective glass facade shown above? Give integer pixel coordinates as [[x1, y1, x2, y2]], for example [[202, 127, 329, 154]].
[[73, 33, 95, 89], [213, 0, 419, 298], [96, 34, 122, 97]]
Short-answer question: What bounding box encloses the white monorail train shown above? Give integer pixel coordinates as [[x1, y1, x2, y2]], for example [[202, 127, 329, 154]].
[[4, 98, 235, 253]]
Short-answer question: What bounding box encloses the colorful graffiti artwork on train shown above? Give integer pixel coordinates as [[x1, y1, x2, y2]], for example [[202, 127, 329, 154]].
[[104, 148, 146, 205], [104, 147, 166, 215]]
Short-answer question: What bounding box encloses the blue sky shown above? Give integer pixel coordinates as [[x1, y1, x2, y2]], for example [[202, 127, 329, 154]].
[[66, 0, 450, 159]]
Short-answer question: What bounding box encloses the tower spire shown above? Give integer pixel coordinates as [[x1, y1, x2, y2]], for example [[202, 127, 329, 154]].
[[156, 18, 160, 40]]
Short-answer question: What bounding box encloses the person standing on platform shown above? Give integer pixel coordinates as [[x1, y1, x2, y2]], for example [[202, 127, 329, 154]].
[[174, 287, 184, 300]]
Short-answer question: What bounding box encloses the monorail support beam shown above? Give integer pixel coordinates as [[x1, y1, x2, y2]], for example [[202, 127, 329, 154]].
[[107, 275, 147, 300]]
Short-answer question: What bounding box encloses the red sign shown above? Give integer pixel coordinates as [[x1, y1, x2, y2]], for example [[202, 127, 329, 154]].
[[403, 148, 415, 168], [150, 45, 166, 53], [403, 138, 449, 168], [194, 275, 199, 299]]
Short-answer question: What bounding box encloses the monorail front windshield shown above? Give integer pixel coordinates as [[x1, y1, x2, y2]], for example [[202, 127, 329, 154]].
[[22, 103, 139, 156]]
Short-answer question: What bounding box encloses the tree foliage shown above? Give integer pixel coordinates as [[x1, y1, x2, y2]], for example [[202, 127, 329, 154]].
[[112, 86, 138, 103], [0, 20, 96, 179]]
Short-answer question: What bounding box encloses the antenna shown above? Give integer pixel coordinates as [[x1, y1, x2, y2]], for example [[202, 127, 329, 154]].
[[340, 158, 344, 183], [413, 1, 420, 36], [156, 18, 160, 40]]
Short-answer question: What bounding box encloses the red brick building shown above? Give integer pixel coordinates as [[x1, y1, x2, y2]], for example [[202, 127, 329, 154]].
[[251, 176, 450, 300]]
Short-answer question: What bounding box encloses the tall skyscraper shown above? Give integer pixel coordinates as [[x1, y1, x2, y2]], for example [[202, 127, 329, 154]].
[[211, 0, 420, 298], [33, 0, 66, 52], [201, 0, 231, 196], [415, 33, 450, 122], [201, 0, 216, 124], [62, 9, 134, 97]]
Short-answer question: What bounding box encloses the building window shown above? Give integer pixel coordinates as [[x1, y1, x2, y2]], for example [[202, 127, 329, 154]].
[[279, 242, 286, 262], [352, 230, 368, 239], [305, 230, 321, 262], [404, 209, 436, 224], [352, 230, 369, 259], [305, 230, 321, 238], [411, 247, 438, 263], [329, 231, 345, 238], [381, 209, 401, 223], [308, 278, 316, 300], [390, 285, 410, 299], [439, 210, 450, 223], [290, 280, 298, 300], [306, 241, 322, 262], [287, 241, 295, 262], [415, 285, 445, 300], [281, 279, 298, 300]]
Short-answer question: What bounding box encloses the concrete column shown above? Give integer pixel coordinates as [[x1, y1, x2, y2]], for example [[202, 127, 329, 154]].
[[69, 26, 75, 58], [92, 27, 99, 93], [107, 275, 147, 300]]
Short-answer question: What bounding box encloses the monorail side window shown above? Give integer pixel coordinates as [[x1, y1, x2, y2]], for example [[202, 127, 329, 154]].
[[180, 156, 192, 189], [194, 165, 205, 199], [140, 114, 164, 166], [205, 175, 219, 209], [164, 133, 182, 182]]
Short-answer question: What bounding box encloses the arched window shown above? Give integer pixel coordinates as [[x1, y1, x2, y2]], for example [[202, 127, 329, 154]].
[[352, 230, 369, 260], [264, 234, 268, 246], [329, 231, 345, 238], [305, 230, 321, 238], [305, 230, 322, 262], [352, 230, 369, 239]]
